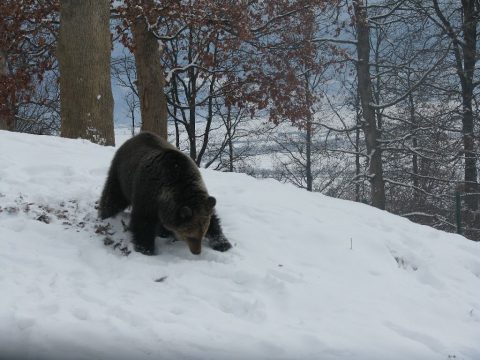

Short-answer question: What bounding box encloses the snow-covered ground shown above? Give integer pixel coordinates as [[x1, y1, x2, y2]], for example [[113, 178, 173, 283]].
[[0, 130, 479, 360]]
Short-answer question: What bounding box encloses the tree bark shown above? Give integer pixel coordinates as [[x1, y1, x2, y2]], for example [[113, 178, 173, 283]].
[[57, 0, 114, 146], [304, 74, 313, 192], [432, 0, 478, 210], [196, 73, 216, 166], [0, 49, 15, 131], [131, 13, 168, 139], [305, 121, 313, 192], [460, 0, 478, 211], [407, 71, 420, 197], [353, 0, 386, 210], [355, 97, 361, 202], [226, 104, 234, 172], [187, 28, 197, 161], [409, 92, 419, 190]]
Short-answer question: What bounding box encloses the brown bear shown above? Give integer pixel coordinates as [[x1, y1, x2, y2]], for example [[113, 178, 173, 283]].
[[98, 131, 232, 255]]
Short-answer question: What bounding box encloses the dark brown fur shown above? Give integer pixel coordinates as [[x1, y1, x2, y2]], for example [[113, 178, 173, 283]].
[[98, 131, 232, 255]]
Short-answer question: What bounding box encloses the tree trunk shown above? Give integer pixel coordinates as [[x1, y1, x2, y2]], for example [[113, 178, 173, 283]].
[[355, 99, 361, 203], [409, 93, 419, 190], [187, 33, 197, 162], [58, 0, 114, 146], [173, 106, 180, 148], [306, 121, 313, 192], [460, 0, 478, 211], [433, 0, 479, 210], [131, 13, 168, 140], [196, 74, 216, 166], [0, 49, 15, 131], [304, 73, 313, 192], [226, 105, 234, 172], [353, 0, 386, 210], [407, 74, 420, 196]]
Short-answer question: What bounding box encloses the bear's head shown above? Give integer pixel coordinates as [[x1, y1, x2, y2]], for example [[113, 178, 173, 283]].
[[164, 196, 216, 255]]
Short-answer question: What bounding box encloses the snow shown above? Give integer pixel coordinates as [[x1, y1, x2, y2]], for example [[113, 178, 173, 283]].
[[0, 130, 479, 360]]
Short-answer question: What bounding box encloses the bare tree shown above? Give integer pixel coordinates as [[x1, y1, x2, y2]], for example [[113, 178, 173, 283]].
[[0, 0, 57, 132], [429, 0, 479, 211], [111, 52, 140, 135], [353, 0, 386, 209], [16, 68, 61, 135]]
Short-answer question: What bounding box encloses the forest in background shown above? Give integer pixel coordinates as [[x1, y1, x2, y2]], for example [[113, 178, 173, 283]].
[[1, 0, 479, 239]]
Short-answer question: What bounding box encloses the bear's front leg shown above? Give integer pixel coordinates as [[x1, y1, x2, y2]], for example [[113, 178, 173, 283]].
[[207, 212, 232, 252], [130, 212, 157, 255], [156, 223, 173, 238]]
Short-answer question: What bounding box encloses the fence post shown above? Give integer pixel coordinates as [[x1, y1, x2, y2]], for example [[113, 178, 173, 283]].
[[455, 191, 462, 235]]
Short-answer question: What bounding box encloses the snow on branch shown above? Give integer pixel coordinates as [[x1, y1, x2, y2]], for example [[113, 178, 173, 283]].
[[401, 212, 456, 229], [151, 24, 188, 42], [165, 54, 199, 84], [369, 0, 408, 21]]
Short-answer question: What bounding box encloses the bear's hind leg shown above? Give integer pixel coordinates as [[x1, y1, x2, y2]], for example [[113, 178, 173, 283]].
[[207, 212, 232, 252], [99, 170, 129, 220], [130, 212, 157, 255]]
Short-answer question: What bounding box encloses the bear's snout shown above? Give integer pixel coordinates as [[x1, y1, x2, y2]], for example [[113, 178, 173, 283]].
[[186, 237, 202, 255], [190, 247, 201, 255]]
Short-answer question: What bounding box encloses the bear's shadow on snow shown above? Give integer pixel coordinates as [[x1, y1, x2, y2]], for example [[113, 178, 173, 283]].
[[98, 206, 231, 263], [0, 194, 231, 262]]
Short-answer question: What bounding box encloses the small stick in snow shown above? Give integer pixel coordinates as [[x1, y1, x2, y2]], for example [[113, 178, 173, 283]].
[[121, 219, 129, 232]]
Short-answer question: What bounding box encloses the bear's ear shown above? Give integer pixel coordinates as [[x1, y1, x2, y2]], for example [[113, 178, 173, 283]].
[[206, 196, 216, 210], [178, 206, 193, 221]]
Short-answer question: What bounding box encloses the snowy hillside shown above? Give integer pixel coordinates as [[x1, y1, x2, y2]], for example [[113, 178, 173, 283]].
[[0, 130, 479, 360]]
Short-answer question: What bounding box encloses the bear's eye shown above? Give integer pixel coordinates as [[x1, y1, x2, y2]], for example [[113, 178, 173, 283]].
[[178, 206, 193, 222]]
